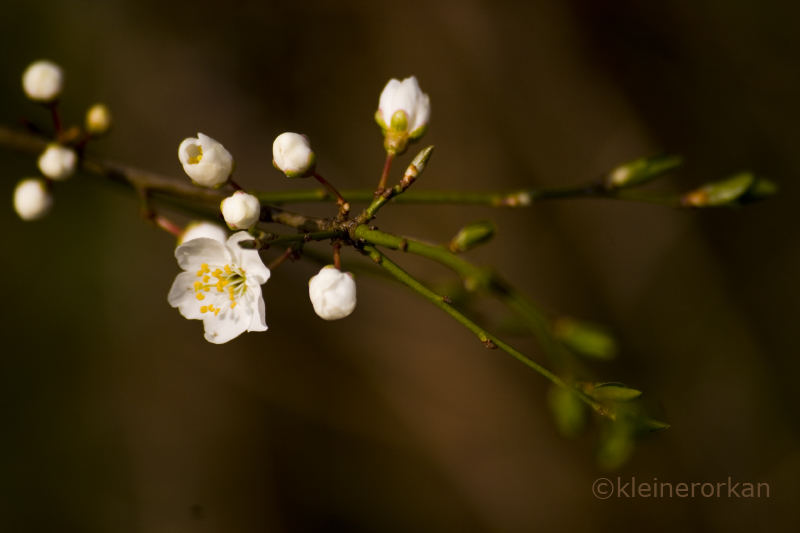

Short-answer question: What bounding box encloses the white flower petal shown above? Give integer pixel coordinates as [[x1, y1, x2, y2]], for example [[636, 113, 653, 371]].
[[175, 237, 230, 271], [202, 305, 253, 344], [168, 271, 205, 319], [247, 291, 268, 332]]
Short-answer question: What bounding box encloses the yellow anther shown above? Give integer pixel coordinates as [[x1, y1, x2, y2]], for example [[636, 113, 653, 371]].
[[214, 308, 220, 316], [188, 146, 203, 164], [213, 268, 223, 278], [224, 265, 232, 274], [203, 275, 210, 283], [230, 302, 237, 309], [204, 286, 210, 292], [196, 293, 205, 301], [208, 304, 215, 311], [193, 281, 203, 291], [200, 305, 208, 313]]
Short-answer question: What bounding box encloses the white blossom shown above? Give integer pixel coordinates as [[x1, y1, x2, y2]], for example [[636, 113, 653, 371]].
[[22, 60, 63, 102], [178, 221, 227, 246], [178, 133, 234, 188], [308, 265, 357, 320], [13, 178, 52, 221], [376, 76, 430, 139], [37, 144, 77, 181], [220, 191, 260, 230], [272, 132, 315, 178], [85, 103, 112, 135], [168, 232, 270, 344]]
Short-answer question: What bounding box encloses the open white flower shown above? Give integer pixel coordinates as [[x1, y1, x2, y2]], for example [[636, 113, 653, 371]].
[[22, 60, 63, 102], [308, 265, 357, 320], [375, 76, 430, 153], [168, 232, 270, 344], [178, 221, 227, 246], [221, 191, 260, 230], [37, 143, 77, 180], [178, 133, 234, 188], [272, 132, 316, 177], [13, 178, 52, 221]]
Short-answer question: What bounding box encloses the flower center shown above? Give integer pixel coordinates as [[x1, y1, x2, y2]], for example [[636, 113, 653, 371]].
[[187, 144, 203, 164], [193, 262, 247, 316]]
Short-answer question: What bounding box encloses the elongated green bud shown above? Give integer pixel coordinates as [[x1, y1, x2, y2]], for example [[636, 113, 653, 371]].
[[449, 220, 496, 253], [606, 154, 683, 189], [583, 382, 642, 402], [682, 172, 777, 207], [553, 317, 617, 360]]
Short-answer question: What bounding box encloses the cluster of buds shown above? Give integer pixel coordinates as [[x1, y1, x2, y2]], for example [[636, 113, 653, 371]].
[[174, 125, 357, 333], [13, 60, 112, 222]]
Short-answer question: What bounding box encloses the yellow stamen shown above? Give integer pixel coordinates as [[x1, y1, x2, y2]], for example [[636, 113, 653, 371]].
[[200, 305, 208, 313], [188, 146, 203, 164], [196, 293, 205, 301]]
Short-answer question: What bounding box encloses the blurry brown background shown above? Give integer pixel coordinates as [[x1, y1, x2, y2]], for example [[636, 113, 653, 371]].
[[1, 0, 799, 531]]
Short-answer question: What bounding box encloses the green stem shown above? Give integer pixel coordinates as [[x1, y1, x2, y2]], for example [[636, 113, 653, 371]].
[[354, 225, 575, 366], [246, 230, 343, 250], [360, 244, 607, 416]]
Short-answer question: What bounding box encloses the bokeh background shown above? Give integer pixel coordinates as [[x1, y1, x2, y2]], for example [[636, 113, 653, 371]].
[[1, 0, 799, 531]]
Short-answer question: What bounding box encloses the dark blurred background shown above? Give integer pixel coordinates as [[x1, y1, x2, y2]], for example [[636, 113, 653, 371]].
[[1, 0, 798, 531]]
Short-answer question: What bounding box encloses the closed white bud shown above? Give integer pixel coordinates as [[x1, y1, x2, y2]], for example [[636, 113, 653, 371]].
[[13, 178, 52, 221], [375, 76, 430, 154], [85, 103, 112, 135], [178, 133, 234, 188], [22, 60, 63, 102], [272, 132, 316, 178], [220, 191, 260, 230], [178, 220, 227, 246], [37, 144, 77, 180], [308, 266, 357, 320]]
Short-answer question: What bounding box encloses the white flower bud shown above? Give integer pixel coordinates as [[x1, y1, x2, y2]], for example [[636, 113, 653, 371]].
[[85, 103, 112, 135], [178, 220, 227, 246], [272, 132, 316, 178], [37, 144, 77, 180], [308, 265, 357, 320], [22, 60, 63, 102], [375, 76, 430, 153], [178, 133, 234, 188], [13, 178, 52, 221], [220, 191, 260, 230]]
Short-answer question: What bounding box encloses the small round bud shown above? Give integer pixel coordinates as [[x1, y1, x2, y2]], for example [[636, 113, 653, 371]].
[[85, 103, 112, 135], [178, 220, 227, 246], [13, 178, 52, 221], [178, 133, 234, 188], [37, 143, 77, 181], [308, 266, 357, 320], [376, 76, 430, 154], [22, 60, 63, 102], [272, 132, 316, 178], [220, 191, 260, 230]]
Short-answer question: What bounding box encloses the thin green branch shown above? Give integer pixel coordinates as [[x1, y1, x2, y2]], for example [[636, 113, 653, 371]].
[[354, 225, 574, 365], [0, 125, 686, 209], [360, 244, 608, 417]]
